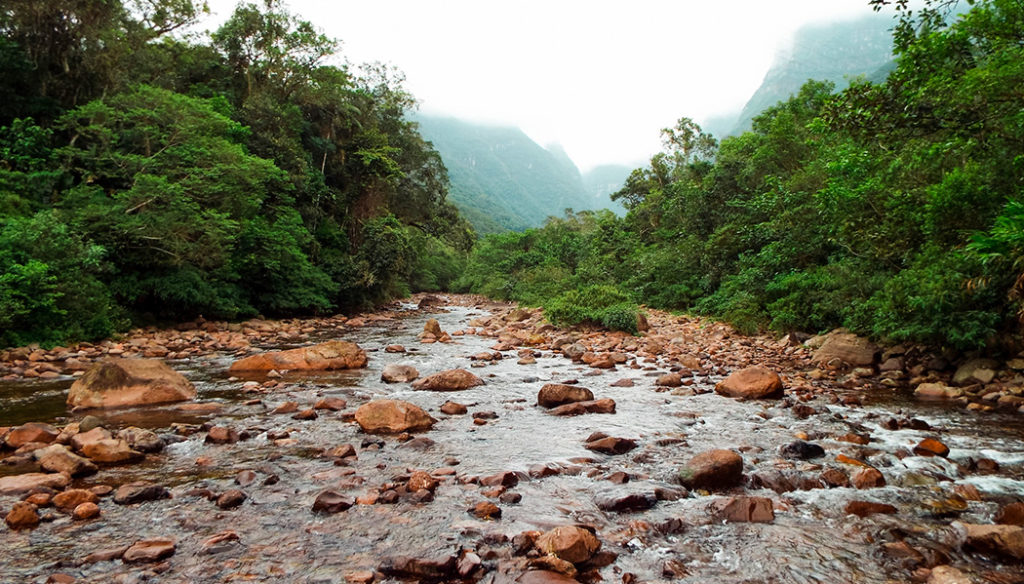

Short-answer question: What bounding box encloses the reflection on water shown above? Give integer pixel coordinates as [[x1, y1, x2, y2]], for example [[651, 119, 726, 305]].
[[1, 303, 1022, 583]]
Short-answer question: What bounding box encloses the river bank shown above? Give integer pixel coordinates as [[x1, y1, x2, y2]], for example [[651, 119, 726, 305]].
[[1, 294, 1023, 583]]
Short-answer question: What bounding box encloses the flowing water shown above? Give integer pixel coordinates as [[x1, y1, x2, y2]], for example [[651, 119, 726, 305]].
[[1, 302, 1023, 583]]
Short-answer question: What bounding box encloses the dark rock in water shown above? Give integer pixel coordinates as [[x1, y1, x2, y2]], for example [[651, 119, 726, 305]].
[[480, 471, 520, 488], [379, 553, 457, 580], [440, 401, 468, 415], [122, 538, 176, 563], [820, 468, 850, 488], [312, 490, 354, 513], [844, 500, 897, 517], [595, 490, 657, 512], [235, 470, 258, 487], [913, 438, 950, 458], [852, 468, 886, 489], [711, 496, 775, 523], [996, 502, 1024, 526], [750, 470, 801, 494], [584, 436, 637, 455], [205, 426, 240, 444], [535, 525, 601, 563], [537, 383, 594, 408], [469, 501, 502, 519], [548, 399, 616, 416], [679, 449, 744, 491], [780, 440, 825, 460], [113, 481, 170, 505], [518, 571, 580, 584], [216, 489, 247, 509]]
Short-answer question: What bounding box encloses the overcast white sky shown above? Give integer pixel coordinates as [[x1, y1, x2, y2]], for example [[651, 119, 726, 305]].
[[201, 0, 889, 171]]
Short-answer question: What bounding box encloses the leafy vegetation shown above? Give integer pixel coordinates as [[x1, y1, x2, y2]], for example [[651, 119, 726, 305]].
[[460, 0, 1024, 347], [0, 0, 471, 346]]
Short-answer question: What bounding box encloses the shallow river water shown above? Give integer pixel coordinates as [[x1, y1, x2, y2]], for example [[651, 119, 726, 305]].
[[1, 301, 1023, 583]]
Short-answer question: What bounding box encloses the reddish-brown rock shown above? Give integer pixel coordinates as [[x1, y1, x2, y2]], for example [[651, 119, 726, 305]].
[[548, 399, 616, 416], [67, 359, 195, 410], [536, 525, 601, 564], [996, 502, 1024, 526], [469, 501, 501, 519], [584, 436, 637, 455], [913, 438, 950, 458], [4, 501, 40, 530], [711, 496, 775, 523], [845, 500, 897, 517], [851, 468, 886, 489], [229, 341, 367, 373], [381, 364, 420, 383], [537, 384, 594, 408], [80, 438, 143, 464], [122, 538, 176, 563], [52, 489, 99, 513], [407, 471, 439, 493], [679, 449, 744, 491], [205, 426, 240, 444], [411, 369, 484, 391], [715, 366, 783, 399], [518, 571, 580, 584], [72, 501, 101, 520], [811, 332, 879, 367], [0, 472, 70, 495], [440, 401, 468, 415], [34, 444, 98, 477], [4, 422, 59, 448], [960, 523, 1024, 560], [656, 373, 683, 387], [354, 400, 435, 434], [312, 490, 354, 513]]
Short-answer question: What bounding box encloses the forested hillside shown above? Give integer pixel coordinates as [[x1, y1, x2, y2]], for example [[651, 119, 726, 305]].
[[414, 115, 615, 234], [729, 14, 896, 135], [0, 1, 472, 347], [459, 0, 1024, 350]]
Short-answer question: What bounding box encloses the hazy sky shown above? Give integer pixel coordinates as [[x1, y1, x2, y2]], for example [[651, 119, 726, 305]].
[[201, 0, 889, 171]]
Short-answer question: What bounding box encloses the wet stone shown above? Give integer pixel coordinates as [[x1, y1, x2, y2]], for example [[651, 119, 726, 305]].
[[913, 438, 950, 458], [535, 525, 601, 564], [584, 436, 638, 455], [216, 489, 247, 509], [440, 401, 468, 415], [470, 501, 502, 519], [845, 500, 898, 517], [779, 440, 825, 460], [711, 496, 775, 523], [852, 468, 886, 489], [996, 502, 1024, 526], [595, 491, 657, 512], [235, 469, 258, 486], [679, 449, 744, 491], [72, 501, 100, 521], [205, 426, 241, 444], [122, 538, 176, 563], [52, 489, 99, 513], [114, 481, 170, 505], [312, 490, 354, 513], [480, 471, 520, 488], [4, 501, 40, 530]]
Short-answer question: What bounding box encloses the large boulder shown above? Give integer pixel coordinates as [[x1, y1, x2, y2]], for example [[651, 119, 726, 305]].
[[535, 525, 601, 564], [959, 523, 1024, 560], [4, 422, 59, 448], [229, 341, 367, 373], [0, 472, 70, 495], [411, 369, 484, 391], [953, 358, 1000, 385], [679, 449, 744, 491], [354, 400, 436, 434], [715, 366, 783, 399], [68, 359, 196, 410], [381, 364, 420, 383], [537, 384, 594, 408], [811, 331, 879, 367], [33, 444, 97, 477]]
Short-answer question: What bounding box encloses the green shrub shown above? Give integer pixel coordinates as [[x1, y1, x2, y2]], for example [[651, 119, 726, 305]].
[[544, 285, 640, 334]]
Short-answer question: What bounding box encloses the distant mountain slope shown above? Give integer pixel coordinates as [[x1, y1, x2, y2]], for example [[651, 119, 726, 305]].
[[730, 14, 895, 135], [413, 115, 614, 234], [582, 164, 631, 215]]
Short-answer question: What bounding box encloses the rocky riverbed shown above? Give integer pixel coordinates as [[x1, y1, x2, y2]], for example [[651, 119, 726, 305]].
[[1, 294, 1023, 584]]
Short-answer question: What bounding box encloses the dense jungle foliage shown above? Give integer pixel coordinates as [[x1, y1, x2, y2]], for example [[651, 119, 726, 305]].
[[0, 0, 473, 347], [458, 0, 1024, 349]]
